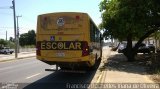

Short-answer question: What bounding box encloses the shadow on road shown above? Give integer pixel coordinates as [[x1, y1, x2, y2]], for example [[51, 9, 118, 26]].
[[100, 53, 148, 75], [23, 59, 101, 89]]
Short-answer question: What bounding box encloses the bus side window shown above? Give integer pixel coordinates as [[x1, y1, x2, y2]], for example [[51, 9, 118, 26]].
[[90, 20, 95, 42], [95, 29, 100, 42]]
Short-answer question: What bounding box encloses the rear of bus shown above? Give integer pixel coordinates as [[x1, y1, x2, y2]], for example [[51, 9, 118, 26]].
[[36, 12, 96, 70]]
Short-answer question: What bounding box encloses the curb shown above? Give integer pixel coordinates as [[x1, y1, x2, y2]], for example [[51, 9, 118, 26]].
[[101, 71, 107, 83], [96, 47, 111, 83], [0, 56, 36, 63], [96, 71, 105, 83], [96, 54, 106, 83]]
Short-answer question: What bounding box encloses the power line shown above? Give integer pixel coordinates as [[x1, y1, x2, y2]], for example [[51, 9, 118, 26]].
[[0, 27, 13, 29], [0, 29, 9, 30], [0, 27, 35, 30], [0, 13, 12, 15], [0, 6, 12, 9]]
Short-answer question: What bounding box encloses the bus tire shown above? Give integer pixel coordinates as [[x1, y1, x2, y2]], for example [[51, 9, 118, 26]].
[[89, 54, 98, 71], [89, 63, 97, 71]]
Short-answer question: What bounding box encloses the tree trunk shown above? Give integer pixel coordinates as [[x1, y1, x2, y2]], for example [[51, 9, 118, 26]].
[[124, 50, 136, 62], [123, 34, 137, 62], [123, 28, 158, 62]]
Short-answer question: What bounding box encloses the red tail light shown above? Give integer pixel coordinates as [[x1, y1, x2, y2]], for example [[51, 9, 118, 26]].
[[76, 15, 80, 20], [82, 41, 89, 56], [36, 42, 41, 56]]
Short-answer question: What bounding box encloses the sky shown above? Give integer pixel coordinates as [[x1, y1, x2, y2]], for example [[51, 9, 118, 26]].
[[0, 0, 102, 40]]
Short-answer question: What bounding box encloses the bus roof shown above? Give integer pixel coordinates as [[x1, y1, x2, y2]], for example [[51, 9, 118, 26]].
[[39, 12, 88, 16], [38, 12, 99, 31]]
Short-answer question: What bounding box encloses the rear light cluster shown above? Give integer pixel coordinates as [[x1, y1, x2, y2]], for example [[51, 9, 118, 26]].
[[75, 15, 80, 20], [82, 41, 89, 56], [36, 42, 41, 56]]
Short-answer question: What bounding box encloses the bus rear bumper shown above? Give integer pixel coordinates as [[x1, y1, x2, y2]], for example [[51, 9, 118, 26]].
[[37, 56, 95, 69]]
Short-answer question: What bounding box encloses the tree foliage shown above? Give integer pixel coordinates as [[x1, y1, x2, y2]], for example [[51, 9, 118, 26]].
[[19, 30, 36, 46], [0, 39, 15, 48], [9, 37, 15, 42], [0, 39, 7, 47], [99, 0, 160, 61]]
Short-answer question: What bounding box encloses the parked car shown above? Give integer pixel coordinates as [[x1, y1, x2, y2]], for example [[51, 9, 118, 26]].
[[138, 43, 150, 53], [0, 47, 14, 54], [118, 43, 155, 54], [147, 44, 155, 53], [118, 43, 127, 53], [138, 43, 156, 53]]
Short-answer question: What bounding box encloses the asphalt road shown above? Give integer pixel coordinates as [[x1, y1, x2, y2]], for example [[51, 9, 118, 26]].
[[0, 57, 99, 89]]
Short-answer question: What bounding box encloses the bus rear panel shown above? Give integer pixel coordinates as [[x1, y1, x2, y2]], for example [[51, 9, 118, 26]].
[[36, 12, 101, 70]]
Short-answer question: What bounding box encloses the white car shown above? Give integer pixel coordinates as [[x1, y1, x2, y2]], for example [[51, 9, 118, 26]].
[[0, 47, 14, 54], [118, 43, 127, 53]]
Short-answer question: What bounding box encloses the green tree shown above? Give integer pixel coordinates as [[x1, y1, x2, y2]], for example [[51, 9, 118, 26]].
[[9, 37, 15, 42], [27, 30, 36, 45], [0, 39, 7, 48], [99, 0, 160, 61], [19, 30, 36, 46], [0, 39, 15, 48], [19, 33, 28, 46]]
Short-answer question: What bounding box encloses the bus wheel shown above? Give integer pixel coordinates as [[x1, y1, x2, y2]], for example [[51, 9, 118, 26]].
[[89, 55, 97, 71], [89, 64, 96, 71]]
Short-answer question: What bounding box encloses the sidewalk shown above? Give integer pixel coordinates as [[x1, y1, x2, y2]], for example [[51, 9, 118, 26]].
[[0, 51, 36, 62], [100, 49, 154, 83]]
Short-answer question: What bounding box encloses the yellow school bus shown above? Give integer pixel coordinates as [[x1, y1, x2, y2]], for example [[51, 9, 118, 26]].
[[36, 12, 102, 70]]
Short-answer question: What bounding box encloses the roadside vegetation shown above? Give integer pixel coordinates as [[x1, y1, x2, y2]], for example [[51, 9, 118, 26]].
[[99, 0, 160, 62], [19, 30, 36, 47], [99, 0, 160, 82], [0, 39, 15, 49], [0, 30, 36, 49]]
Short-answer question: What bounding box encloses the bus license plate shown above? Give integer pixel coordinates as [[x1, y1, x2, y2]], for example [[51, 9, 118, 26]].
[[56, 52, 65, 57]]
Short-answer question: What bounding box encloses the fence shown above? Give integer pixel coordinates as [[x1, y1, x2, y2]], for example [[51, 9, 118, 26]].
[[11, 48, 36, 52], [19, 48, 36, 52]]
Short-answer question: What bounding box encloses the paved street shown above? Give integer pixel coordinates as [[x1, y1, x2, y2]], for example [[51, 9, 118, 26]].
[[0, 57, 99, 89], [0, 57, 50, 83], [0, 46, 157, 89], [0, 51, 35, 62]]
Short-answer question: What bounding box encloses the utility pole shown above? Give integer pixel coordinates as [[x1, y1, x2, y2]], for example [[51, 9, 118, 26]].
[[6, 31, 7, 41], [16, 15, 22, 53], [12, 0, 18, 58]]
